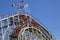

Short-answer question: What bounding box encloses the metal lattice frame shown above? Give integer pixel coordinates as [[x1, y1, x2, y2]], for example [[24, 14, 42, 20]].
[[0, 14, 54, 40], [18, 27, 42, 40]]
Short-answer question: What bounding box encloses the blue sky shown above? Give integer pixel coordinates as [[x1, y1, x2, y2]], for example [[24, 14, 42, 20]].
[[0, 0, 60, 40]]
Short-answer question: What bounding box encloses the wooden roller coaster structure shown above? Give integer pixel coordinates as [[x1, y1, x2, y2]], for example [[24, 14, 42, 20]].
[[0, 0, 55, 40]]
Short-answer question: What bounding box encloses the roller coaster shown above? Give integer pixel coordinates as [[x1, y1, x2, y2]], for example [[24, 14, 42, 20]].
[[0, 0, 54, 40], [0, 13, 55, 40]]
